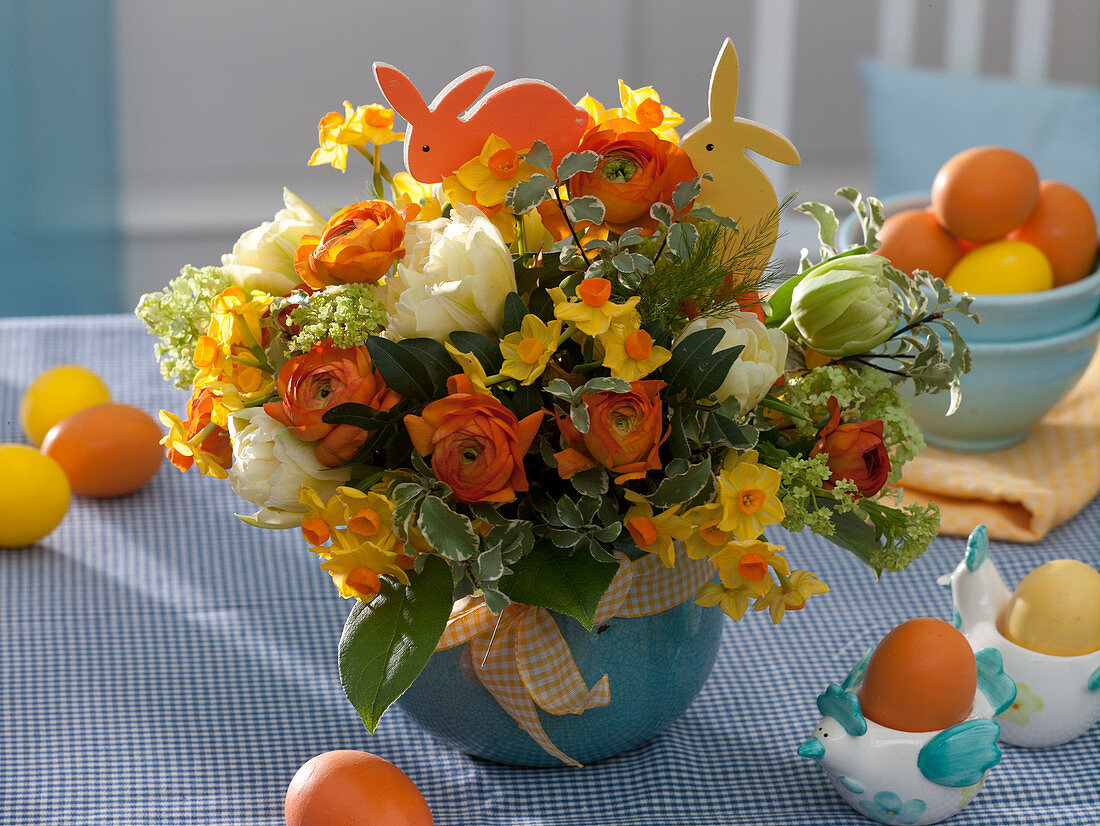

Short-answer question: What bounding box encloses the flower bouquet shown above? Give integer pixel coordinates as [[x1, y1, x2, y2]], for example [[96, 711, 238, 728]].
[[137, 41, 974, 766]]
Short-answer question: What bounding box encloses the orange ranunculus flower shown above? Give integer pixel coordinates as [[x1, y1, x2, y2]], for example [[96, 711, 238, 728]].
[[294, 200, 411, 289], [263, 341, 401, 467], [403, 374, 544, 504], [809, 397, 891, 497], [554, 380, 667, 483], [545, 118, 697, 237], [166, 387, 233, 473]]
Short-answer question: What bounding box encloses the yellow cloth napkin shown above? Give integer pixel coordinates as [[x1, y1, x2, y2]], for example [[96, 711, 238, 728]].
[[900, 345, 1100, 543]]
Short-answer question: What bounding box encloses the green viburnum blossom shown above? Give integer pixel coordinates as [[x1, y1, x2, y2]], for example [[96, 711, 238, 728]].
[[135, 265, 233, 388], [277, 283, 387, 353], [782, 364, 923, 485]]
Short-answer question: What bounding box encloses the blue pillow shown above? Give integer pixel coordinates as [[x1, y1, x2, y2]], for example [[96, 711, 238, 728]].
[[860, 59, 1100, 216]]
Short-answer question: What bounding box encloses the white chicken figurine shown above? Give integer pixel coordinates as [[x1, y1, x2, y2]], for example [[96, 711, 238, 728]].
[[940, 524, 1100, 747], [798, 616, 1015, 825]]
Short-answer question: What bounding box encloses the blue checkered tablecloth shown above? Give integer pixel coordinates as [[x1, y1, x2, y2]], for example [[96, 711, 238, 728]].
[[1, 315, 1097, 825]]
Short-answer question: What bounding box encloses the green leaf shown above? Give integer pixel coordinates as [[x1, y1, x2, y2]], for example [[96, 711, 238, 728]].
[[556, 150, 601, 180], [668, 222, 700, 258], [705, 414, 756, 449], [612, 252, 636, 273], [672, 177, 702, 211], [417, 495, 478, 561], [399, 338, 458, 392], [570, 467, 608, 498], [695, 344, 744, 398], [497, 541, 619, 630], [688, 204, 737, 229], [506, 174, 554, 213], [557, 495, 583, 529], [579, 376, 632, 394], [593, 522, 622, 544], [338, 554, 454, 732], [523, 140, 552, 172], [765, 273, 806, 329], [569, 401, 590, 434], [321, 402, 398, 429], [448, 331, 502, 372], [662, 327, 724, 395], [364, 336, 436, 401], [503, 292, 527, 335], [649, 456, 713, 508], [796, 200, 839, 252], [567, 195, 605, 226], [510, 384, 544, 419], [649, 202, 674, 227]]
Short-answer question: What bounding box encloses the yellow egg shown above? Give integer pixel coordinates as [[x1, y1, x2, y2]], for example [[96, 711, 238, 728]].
[[0, 445, 71, 547], [19, 365, 112, 446], [946, 240, 1054, 295], [999, 559, 1100, 656]]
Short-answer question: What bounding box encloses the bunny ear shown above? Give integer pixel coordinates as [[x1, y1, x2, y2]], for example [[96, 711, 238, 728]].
[[431, 67, 495, 118], [739, 120, 801, 166], [708, 38, 741, 118], [374, 62, 430, 122]]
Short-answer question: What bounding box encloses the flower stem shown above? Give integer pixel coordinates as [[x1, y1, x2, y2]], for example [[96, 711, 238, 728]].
[[553, 187, 591, 266]]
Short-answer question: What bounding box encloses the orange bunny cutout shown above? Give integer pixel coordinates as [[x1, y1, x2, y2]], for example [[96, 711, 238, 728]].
[[374, 63, 590, 184], [681, 39, 800, 275]]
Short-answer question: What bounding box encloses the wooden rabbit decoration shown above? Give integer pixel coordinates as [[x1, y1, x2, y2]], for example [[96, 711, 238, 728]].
[[374, 63, 589, 184], [681, 39, 801, 275]]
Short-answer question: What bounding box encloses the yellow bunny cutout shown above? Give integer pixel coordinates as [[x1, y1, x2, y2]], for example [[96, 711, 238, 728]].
[[681, 39, 801, 279]]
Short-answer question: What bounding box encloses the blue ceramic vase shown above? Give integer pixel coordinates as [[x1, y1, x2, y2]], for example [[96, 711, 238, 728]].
[[397, 599, 725, 766]]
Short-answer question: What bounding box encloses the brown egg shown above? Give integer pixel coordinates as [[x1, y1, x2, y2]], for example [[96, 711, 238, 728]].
[[877, 209, 962, 279], [858, 617, 976, 732], [41, 403, 164, 498], [285, 750, 434, 826], [1007, 181, 1099, 287], [931, 147, 1040, 242]]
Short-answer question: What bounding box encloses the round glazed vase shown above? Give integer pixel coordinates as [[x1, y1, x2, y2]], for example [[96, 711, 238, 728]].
[[397, 599, 725, 766]]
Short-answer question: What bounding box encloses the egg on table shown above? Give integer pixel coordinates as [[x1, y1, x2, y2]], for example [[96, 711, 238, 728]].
[[41, 403, 164, 498], [939, 524, 1100, 747], [930, 146, 1040, 243], [798, 617, 1013, 825]]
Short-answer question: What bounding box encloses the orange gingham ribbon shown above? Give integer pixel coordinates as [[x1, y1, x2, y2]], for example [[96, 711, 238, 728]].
[[435, 550, 716, 766]]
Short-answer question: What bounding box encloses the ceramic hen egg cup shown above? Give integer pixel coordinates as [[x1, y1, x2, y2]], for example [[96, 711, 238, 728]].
[[940, 525, 1100, 747], [798, 644, 1014, 824]]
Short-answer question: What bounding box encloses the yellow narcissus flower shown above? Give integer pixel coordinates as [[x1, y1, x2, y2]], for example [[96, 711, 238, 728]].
[[392, 172, 444, 223], [444, 342, 492, 395], [208, 286, 271, 352], [320, 542, 408, 601], [577, 94, 618, 127], [708, 538, 789, 597], [309, 102, 404, 172], [716, 459, 784, 540], [754, 569, 830, 624], [500, 315, 562, 385], [455, 134, 542, 209], [618, 81, 683, 143], [623, 490, 693, 568], [598, 314, 671, 381], [695, 581, 755, 621], [683, 502, 729, 560], [553, 277, 640, 337], [158, 410, 229, 480]]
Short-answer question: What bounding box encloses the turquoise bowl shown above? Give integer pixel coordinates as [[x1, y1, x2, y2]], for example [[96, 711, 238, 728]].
[[396, 600, 725, 766], [901, 310, 1100, 451], [836, 192, 1100, 342]]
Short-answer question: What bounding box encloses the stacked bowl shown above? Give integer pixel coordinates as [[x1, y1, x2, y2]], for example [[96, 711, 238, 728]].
[[838, 192, 1100, 452]]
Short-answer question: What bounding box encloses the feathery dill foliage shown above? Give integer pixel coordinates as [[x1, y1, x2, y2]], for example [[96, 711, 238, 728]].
[[634, 207, 785, 337]]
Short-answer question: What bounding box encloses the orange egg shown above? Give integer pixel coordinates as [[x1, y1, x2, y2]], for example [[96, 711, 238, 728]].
[[858, 617, 976, 732], [1007, 180, 1099, 287], [41, 403, 164, 498], [877, 209, 962, 279], [930, 146, 1040, 242], [285, 750, 434, 826]]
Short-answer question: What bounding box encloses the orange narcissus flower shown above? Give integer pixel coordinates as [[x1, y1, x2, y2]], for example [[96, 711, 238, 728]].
[[263, 342, 401, 467], [554, 380, 667, 483], [294, 200, 412, 288], [403, 375, 544, 504]]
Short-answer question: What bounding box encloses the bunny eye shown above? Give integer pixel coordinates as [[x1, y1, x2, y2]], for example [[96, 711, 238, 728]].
[[421, 144, 431, 153], [705, 143, 714, 152]]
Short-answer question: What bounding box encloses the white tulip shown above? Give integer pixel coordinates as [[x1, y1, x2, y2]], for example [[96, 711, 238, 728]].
[[385, 204, 517, 341], [676, 312, 788, 412], [221, 189, 324, 295], [227, 407, 350, 528]]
